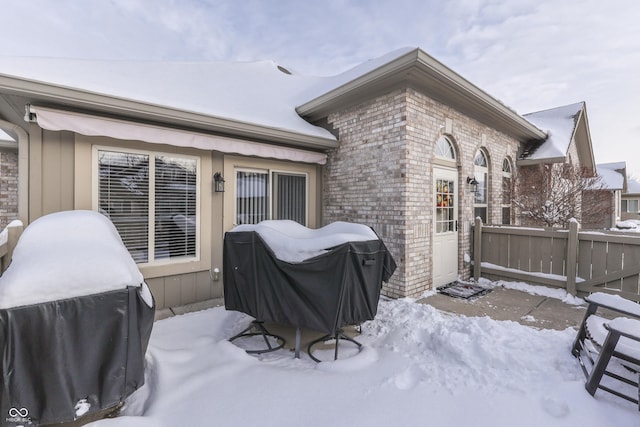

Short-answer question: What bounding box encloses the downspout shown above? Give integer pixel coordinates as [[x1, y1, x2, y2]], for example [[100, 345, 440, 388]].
[[0, 118, 29, 225]]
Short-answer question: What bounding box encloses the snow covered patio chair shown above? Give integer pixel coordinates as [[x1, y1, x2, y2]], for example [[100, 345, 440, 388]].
[[572, 292, 640, 409], [224, 220, 396, 361]]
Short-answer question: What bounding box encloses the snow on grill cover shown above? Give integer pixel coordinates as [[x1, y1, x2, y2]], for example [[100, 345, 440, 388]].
[[224, 221, 396, 335], [0, 210, 155, 426]]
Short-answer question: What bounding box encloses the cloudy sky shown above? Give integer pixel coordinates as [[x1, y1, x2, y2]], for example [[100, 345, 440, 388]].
[[1, 0, 639, 174]]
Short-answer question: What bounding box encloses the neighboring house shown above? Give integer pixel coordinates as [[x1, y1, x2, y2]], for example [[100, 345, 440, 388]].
[[0, 47, 614, 304], [0, 128, 18, 229], [516, 102, 598, 227], [582, 162, 626, 229], [621, 177, 640, 221]]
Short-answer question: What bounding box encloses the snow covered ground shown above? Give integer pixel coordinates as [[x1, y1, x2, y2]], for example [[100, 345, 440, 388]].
[[91, 283, 638, 427]]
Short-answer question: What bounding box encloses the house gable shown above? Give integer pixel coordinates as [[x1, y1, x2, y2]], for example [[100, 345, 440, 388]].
[[520, 102, 596, 171], [297, 48, 546, 143]]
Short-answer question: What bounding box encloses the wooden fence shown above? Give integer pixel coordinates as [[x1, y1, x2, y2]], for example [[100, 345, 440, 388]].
[[0, 220, 23, 273], [473, 218, 640, 302]]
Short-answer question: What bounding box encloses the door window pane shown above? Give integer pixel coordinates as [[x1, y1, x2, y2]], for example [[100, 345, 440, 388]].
[[436, 179, 455, 233], [236, 171, 269, 225], [236, 170, 308, 226], [273, 172, 306, 225]]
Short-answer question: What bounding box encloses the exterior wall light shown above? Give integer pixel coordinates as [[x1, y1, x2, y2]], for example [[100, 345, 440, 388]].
[[214, 172, 225, 193], [467, 176, 479, 193]]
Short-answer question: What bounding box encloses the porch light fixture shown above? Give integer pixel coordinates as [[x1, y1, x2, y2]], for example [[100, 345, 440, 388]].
[[466, 176, 479, 193], [213, 172, 225, 193]]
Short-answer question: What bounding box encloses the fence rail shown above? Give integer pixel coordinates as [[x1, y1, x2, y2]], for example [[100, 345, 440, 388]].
[[474, 218, 640, 302]]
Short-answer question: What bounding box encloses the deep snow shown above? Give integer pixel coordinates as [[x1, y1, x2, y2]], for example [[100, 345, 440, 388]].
[[89, 282, 638, 427]]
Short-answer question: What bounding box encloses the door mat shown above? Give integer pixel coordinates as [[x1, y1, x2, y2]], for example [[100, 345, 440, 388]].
[[437, 282, 491, 299]]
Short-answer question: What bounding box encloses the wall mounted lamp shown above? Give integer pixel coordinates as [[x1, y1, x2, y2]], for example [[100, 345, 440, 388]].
[[466, 176, 479, 193], [213, 172, 225, 193]]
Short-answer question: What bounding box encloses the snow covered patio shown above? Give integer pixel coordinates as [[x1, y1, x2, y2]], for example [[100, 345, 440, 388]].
[[83, 280, 639, 427]]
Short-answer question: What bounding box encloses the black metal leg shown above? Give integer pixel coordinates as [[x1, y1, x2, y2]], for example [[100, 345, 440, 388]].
[[229, 320, 286, 354], [307, 329, 363, 363], [295, 327, 301, 359]]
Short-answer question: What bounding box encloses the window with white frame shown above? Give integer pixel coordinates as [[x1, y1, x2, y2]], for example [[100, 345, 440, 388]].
[[474, 150, 489, 223], [96, 148, 199, 264], [623, 199, 639, 213], [435, 136, 456, 161], [501, 158, 512, 224], [236, 169, 307, 225]]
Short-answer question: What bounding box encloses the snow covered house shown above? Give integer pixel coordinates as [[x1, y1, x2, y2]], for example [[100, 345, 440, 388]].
[[582, 162, 626, 229], [0, 47, 610, 304], [516, 102, 600, 227], [621, 177, 640, 222]]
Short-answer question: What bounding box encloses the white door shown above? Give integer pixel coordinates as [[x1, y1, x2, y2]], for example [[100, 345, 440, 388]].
[[433, 167, 458, 287]]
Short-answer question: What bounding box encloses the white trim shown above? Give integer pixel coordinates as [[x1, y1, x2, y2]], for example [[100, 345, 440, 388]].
[[30, 105, 327, 165]]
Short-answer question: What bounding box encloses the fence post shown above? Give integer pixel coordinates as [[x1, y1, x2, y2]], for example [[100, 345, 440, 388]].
[[566, 219, 579, 296], [473, 217, 482, 281]]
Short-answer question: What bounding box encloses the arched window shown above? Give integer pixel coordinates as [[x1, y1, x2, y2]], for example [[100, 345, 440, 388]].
[[435, 137, 455, 160], [474, 150, 488, 222], [501, 158, 512, 224]]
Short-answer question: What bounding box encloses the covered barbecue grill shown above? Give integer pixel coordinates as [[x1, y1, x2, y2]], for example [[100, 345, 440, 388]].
[[0, 211, 155, 426], [223, 220, 396, 358]]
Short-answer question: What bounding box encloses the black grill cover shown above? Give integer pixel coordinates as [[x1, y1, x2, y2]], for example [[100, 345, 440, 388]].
[[223, 231, 396, 335], [0, 286, 154, 426]]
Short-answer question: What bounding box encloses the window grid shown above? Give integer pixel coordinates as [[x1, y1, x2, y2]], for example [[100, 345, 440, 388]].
[[435, 178, 455, 233]]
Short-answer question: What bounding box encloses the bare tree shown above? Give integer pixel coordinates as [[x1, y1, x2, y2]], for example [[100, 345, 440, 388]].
[[513, 163, 609, 228]]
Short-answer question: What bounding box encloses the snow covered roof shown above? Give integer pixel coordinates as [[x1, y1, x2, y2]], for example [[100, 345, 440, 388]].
[[0, 47, 547, 147], [0, 210, 145, 309], [521, 102, 584, 162], [626, 177, 640, 194], [0, 49, 415, 144], [595, 162, 626, 190]]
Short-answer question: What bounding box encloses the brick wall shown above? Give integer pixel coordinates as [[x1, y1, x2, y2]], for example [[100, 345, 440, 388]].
[[0, 149, 18, 229], [323, 87, 521, 298]]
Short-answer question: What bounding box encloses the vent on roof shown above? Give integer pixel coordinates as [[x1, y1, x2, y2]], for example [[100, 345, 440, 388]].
[[277, 65, 292, 75]]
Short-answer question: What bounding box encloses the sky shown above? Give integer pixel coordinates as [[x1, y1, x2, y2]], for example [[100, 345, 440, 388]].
[[1, 0, 639, 174]]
